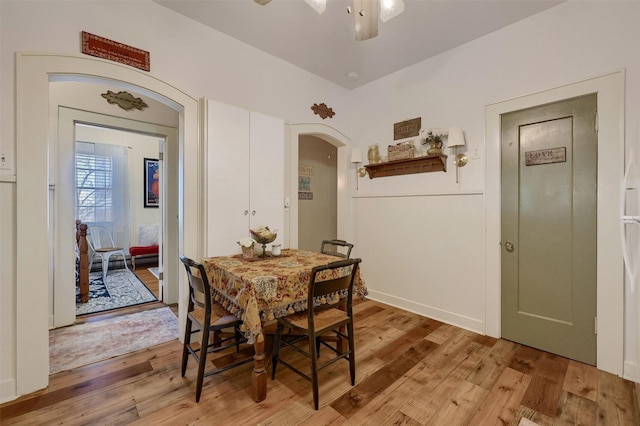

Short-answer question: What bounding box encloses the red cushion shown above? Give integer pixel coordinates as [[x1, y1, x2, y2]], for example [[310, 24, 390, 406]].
[[130, 245, 159, 256]]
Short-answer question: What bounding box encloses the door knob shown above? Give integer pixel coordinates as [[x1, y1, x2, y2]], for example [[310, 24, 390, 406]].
[[244, 210, 249, 216], [504, 241, 515, 252], [252, 210, 256, 216]]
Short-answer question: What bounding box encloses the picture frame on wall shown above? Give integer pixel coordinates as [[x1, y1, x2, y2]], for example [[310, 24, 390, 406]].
[[144, 158, 160, 208]]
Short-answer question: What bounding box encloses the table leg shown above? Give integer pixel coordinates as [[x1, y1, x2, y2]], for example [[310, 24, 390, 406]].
[[251, 332, 267, 402]]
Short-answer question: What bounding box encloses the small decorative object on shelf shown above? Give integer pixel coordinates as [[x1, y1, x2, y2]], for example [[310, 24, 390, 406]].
[[421, 128, 448, 155], [238, 237, 256, 259], [367, 144, 381, 164], [387, 141, 415, 161], [250, 226, 278, 257]]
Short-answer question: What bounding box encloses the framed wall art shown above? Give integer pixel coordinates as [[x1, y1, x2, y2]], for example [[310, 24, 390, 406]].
[[144, 158, 160, 208]]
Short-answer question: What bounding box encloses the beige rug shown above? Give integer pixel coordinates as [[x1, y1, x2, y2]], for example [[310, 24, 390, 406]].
[[50, 307, 179, 374]]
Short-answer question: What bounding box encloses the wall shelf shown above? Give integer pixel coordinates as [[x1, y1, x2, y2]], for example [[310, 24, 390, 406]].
[[363, 154, 447, 178]]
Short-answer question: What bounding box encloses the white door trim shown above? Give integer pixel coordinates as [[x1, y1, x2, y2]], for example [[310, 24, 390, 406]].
[[485, 70, 625, 375], [15, 52, 199, 396], [54, 107, 177, 328]]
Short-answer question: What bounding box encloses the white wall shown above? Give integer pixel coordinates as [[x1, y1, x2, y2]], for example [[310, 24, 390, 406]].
[[349, 0, 640, 379], [2, 0, 639, 403]]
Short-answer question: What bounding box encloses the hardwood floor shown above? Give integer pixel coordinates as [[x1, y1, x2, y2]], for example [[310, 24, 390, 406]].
[[132, 264, 160, 300], [1, 299, 638, 425]]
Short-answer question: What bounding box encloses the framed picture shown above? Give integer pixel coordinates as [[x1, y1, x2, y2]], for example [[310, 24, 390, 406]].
[[144, 158, 160, 208]]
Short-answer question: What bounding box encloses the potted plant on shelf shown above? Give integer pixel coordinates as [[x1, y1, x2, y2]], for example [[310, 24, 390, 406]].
[[421, 128, 447, 155]]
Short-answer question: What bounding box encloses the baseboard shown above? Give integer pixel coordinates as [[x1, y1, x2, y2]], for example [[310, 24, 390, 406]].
[[0, 378, 17, 404], [365, 289, 485, 335], [624, 360, 640, 383]]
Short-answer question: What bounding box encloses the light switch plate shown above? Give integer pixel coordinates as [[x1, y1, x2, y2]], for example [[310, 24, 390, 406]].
[[0, 152, 11, 170]]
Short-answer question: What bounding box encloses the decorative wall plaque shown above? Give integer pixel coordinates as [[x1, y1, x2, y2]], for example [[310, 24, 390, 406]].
[[394, 118, 421, 140], [311, 103, 335, 119], [101, 90, 149, 111], [525, 147, 566, 166], [298, 165, 314, 176], [81, 31, 150, 71]]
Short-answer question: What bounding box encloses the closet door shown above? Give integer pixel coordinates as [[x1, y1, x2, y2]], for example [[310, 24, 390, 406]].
[[206, 100, 250, 256], [249, 111, 284, 245]]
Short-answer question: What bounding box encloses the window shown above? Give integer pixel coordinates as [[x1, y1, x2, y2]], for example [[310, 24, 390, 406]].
[[75, 152, 113, 223]]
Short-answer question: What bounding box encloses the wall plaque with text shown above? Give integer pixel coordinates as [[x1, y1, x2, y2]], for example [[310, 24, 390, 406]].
[[81, 31, 150, 71], [525, 147, 566, 166], [394, 118, 421, 140]]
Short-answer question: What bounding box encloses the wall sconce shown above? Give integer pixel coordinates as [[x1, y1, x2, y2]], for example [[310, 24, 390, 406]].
[[447, 127, 469, 183], [447, 126, 467, 183], [351, 148, 366, 189]]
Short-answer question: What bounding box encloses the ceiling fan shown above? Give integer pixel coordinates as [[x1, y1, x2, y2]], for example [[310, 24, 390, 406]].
[[253, 0, 405, 41]]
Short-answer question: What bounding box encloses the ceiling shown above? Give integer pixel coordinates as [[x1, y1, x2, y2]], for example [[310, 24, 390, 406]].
[[155, 0, 564, 89]]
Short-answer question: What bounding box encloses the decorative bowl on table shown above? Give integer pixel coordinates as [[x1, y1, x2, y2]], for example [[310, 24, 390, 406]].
[[250, 226, 277, 257]]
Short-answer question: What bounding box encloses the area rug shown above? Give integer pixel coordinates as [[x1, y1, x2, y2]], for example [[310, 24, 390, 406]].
[[148, 266, 160, 279], [50, 307, 179, 374], [76, 269, 157, 316]]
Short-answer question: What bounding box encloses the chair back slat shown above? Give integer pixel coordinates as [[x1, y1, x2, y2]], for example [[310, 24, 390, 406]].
[[320, 239, 354, 259], [308, 258, 360, 312], [312, 275, 351, 298], [180, 255, 211, 313]]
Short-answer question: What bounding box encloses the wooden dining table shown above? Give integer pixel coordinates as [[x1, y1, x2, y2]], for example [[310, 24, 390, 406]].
[[201, 248, 367, 402]]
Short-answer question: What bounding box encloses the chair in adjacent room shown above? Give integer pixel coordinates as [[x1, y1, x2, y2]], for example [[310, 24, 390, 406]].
[[87, 225, 130, 281], [320, 239, 354, 258], [271, 257, 361, 410], [180, 255, 253, 402]]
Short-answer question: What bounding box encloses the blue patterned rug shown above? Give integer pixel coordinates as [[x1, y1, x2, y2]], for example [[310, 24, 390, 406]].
[[76, 269, 157, 316]]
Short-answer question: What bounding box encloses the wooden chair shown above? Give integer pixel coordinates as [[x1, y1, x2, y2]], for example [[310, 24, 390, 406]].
[[180, 255, 252, 402], [320, 239, 354, 258], [271, 258, 361, 410]]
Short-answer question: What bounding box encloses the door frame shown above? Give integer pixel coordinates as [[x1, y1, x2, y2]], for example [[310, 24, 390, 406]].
[[15, 52, 200, 396], [54, 107, 176, 328], [286, 123, 352, 250], [485, 70, 625, 375]]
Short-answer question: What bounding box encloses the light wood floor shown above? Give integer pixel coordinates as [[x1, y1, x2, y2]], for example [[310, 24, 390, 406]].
[[2, 298, 639, 425]]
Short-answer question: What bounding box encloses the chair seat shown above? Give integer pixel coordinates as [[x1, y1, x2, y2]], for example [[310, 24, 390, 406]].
[[189, 305, 240, 328], [95, 247, 124, 252], [281, 308, 349, 332]]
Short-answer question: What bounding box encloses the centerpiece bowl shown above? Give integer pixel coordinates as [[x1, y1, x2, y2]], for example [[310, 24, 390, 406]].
[[250, 226, 277, 257]]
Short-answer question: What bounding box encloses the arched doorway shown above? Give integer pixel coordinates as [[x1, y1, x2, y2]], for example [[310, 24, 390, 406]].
[[15, 52, 199, 396], [286, 123, 353, 250]]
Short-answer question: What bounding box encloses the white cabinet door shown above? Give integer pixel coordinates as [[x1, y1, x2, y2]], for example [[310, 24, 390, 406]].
[[206, 101, 285, 256], [206, 100, 250, 257], [249, 111, 284, 246]]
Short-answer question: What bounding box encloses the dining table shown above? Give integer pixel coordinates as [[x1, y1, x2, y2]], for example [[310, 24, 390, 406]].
[[201, 248, 367, 402]]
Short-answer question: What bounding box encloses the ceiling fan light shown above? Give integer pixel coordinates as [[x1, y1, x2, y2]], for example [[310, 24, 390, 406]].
[[304, 0, 327, 14], [379, 0, 404, 22]]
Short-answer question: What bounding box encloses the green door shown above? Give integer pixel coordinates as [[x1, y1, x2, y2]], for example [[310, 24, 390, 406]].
[[501, 94, 597, 365]]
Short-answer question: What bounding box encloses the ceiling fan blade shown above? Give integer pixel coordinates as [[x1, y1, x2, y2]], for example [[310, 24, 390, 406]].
[[353, 0, 378, 41], [253, 0, 272, 5], [304, 0, 327, 14]]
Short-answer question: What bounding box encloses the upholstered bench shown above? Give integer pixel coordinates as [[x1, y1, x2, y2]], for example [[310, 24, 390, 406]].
[[129, 245, 159, 269], [129, 223, 159, 270]]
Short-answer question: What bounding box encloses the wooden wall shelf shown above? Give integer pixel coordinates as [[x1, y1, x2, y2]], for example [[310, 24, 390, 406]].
[[364, 154, 447, 179]]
